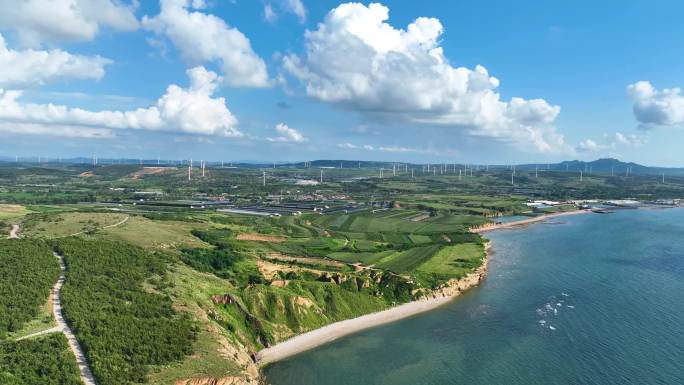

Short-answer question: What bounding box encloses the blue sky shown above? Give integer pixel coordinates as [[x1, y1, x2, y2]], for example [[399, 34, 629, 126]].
[[1, 0, 683, 165]]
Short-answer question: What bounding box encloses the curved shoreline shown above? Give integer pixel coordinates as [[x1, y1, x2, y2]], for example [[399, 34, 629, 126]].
[[473, 209, 592, 233], [256, 246, 489, 367], [256, 209, 591, 367]]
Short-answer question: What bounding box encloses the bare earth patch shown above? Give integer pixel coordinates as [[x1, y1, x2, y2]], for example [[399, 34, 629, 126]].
[[0, 204, 25, 215], [265, 252, 346, 268], [236, 233, 286, 242], [256, 260, 326, 280], [129, 167, 177, 180]]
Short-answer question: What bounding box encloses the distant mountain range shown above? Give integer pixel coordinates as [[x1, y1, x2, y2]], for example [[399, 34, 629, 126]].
[[516, 158, 684, 177]]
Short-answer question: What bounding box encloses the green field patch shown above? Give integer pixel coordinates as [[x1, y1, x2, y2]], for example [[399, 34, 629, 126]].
[[21, 211, 129, 238], [416, 243, 485, 279], [0, 204, 33, 219], [328, 250, 398, 265], [375, 245, 442, 273], [408, 234, 433, 245]]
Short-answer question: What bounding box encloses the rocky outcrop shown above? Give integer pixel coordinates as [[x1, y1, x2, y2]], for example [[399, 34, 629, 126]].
[[211, 294, 237, 305]]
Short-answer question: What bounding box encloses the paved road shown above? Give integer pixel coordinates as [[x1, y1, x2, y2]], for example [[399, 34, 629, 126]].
[[52, 252, 98, 385]]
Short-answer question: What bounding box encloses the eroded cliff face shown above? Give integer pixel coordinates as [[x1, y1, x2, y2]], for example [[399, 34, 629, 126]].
[[412, 246, 489, 301], [180, 243, 490, 385], [175, 377, 253, 385]]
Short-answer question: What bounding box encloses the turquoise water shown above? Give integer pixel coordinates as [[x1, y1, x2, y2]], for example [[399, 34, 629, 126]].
[[494, 215, 531, 223], [264, 208, 684, 385]]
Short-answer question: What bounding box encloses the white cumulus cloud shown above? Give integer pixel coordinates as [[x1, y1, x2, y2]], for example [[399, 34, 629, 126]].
[[577, 132, 648, 153], [283, 2, 569, 154], [0, 34, 110, 87], [268, 123, 307, 143], [0, 0, 138, 47], [264, 3, 278, 23], [284, 0, 307, 23], [143, 0, 269, 88], [577, 139, 606, 152], [0, 66, 241, 138], [614, 132, 647, 147], [627, 81, 684, 127]]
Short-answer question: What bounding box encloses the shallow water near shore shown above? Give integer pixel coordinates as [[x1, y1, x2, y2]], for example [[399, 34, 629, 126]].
[[264, 208, 684, 385]]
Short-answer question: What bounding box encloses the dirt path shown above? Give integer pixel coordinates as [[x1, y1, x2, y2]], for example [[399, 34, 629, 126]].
[[8, 224, 19, 239], [66, 215, 130, 237], [15, 326, 61, 341], [51, 252, 98, 385]]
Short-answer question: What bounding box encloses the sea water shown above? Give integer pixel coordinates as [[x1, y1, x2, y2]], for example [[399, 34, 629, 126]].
[[264, 208, 684, 385]]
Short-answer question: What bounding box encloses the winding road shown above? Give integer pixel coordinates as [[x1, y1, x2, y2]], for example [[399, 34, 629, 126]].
[[19, 253, 97, 384], [52, 252, 97, 385]]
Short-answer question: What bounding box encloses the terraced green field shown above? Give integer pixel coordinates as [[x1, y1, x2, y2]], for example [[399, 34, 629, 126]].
[[376, 245, 443, 273], [416, 243, 486, 278]]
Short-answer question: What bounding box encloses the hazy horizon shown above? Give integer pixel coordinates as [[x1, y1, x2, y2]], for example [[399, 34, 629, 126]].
[[2, 1, 684, 165]]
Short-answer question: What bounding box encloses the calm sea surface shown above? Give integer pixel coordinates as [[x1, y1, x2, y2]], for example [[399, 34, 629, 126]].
[[264, 208, 684, 385]]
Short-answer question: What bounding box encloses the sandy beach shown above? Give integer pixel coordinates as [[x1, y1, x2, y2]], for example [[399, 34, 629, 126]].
[[472, 209, 592, 233], [256, 209, 591, 366], [256, 293, 459, 366], [257, 249, 489, 366]]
